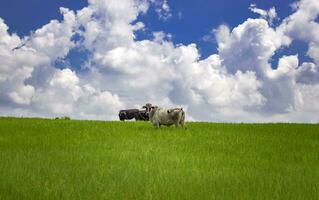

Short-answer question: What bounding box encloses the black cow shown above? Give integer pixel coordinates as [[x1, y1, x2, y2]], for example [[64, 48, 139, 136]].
[[119, 109, 139, 121], [118, 103, 153, 121]]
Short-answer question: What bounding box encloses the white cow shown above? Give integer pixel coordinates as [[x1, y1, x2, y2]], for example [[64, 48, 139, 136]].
[[149, 107, 185, 128]]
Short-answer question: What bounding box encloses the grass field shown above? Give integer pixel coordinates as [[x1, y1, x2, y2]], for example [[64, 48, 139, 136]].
[[0, 117, 318, 199]]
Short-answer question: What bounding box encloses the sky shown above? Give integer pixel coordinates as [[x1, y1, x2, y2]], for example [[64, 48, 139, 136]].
[[0, 0, 319, 122]]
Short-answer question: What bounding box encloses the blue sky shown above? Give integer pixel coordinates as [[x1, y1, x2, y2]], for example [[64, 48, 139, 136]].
[[0, 0, 319, 122], [0, 0, 88, 35]]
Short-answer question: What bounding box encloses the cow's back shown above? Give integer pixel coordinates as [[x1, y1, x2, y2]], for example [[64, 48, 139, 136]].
[[151, 108, 179, 125]]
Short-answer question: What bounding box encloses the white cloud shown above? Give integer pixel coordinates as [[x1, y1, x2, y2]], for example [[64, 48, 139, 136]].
[[8, 85, 35, 105], [152, 31, 172, 43], [0, 3, 123, 119], [31, 68, 123, 119], [151, 0, 172, 20], [296, 62, 319, 84], [217, 18, 286, 76], [0, 18, 50, 106], [28, 8, 77, 60], [249, 4, 278, 25], [1, 0, 319, 122], [278, 0, 319, 64]]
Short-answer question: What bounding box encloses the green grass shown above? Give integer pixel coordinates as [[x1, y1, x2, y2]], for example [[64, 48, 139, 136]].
[[0, 117, 318, 200]]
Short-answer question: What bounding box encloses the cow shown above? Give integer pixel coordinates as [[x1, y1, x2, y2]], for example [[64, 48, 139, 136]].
[[119, 109, 140, 121], [118, 103, 153, 121], [148, 106, 185, 128]]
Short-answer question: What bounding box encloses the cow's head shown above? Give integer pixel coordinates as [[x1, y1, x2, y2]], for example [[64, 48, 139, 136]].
[[143, 103, 153, 113], [148, 106, 158, 114], [146, 106, 158, 120]]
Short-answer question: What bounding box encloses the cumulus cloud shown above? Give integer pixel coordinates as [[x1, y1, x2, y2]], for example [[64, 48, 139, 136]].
[[30, 68, 123, 119], [0, 18, 49, 106], [278, 0, 319, 64], [0, 3, 123, 119], [28, 8, 77, 60], [0, 0, 319, 122]]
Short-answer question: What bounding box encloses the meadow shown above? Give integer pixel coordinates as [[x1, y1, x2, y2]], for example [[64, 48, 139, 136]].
[[0, 117, 318, 199]]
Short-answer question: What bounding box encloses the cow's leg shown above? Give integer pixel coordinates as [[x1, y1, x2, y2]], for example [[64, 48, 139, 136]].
[[153, 121, 159, 128], [180, 121, 185, 128], [134, 113, 139, 121], [175, 122, 179, 127], [175, 113, 182, 127], [180, 111, 186, 129]]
